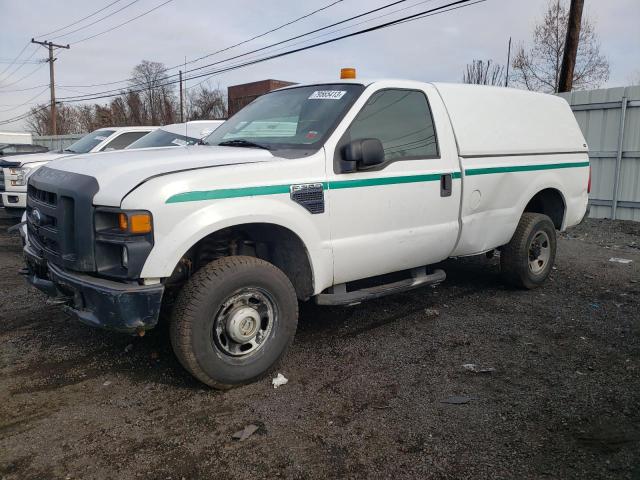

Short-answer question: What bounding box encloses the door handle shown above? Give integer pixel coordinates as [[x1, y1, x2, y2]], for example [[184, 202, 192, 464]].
[[440, 173, 452, 197]]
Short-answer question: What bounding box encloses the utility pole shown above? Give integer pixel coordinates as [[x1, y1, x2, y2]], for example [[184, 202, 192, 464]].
[[31, 39, 70, 135], [558, 0, 584, 93], [179, 70, 184, 123], [505, 37, 512, 87]]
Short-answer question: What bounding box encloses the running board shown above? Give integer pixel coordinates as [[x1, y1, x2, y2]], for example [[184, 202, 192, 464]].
[[315, 267, 446, 306]]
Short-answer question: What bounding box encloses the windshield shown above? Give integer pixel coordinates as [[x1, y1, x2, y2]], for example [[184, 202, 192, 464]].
[[63, 129, 115, 153], [126, 128, 200, 149], [203, 84, 364, 155]]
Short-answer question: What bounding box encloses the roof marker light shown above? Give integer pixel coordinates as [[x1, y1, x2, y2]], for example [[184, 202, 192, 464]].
[[340, 68, 356, 79]]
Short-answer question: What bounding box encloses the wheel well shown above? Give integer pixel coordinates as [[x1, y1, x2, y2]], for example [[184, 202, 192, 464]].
[[524, 188, 565, 229], [167, 223, 314, 300]]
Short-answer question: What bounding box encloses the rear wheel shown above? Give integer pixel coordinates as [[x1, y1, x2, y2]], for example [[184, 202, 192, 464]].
[[170, 256, 298, 389], [500, 212, 557, 289]]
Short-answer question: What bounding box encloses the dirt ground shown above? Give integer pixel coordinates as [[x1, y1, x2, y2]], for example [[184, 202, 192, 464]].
[[1, 210, 639, 480]]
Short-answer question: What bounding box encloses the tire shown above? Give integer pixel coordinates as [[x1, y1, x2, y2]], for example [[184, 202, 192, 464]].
[[170, 256, 298, 389], [500, 212, 557, 289]]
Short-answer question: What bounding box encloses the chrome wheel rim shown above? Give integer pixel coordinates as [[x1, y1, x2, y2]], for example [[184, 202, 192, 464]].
[[528, 231, 551, 274], [212, 288, 276, 357]]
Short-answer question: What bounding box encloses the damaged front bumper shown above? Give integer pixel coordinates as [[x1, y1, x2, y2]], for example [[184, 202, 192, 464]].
[[23, 244, 164, 334]]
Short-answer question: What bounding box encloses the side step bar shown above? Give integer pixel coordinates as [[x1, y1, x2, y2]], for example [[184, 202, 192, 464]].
[[316, 267, 446, 306]]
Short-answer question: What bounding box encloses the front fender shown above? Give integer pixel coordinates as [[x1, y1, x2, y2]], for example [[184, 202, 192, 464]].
[[138, 195, 333, 295]]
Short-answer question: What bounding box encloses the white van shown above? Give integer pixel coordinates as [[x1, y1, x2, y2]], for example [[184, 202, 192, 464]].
[[23, 76, 589, 388]]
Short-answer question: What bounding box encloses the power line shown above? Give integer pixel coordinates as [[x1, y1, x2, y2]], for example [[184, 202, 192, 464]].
[[71, 0, 174, 44], [56, 0, 349, 90], [0, 47, 41, 84], [0, 86, 50, 113], [187, 0, 440, 91], [57, 0, 410, 100], [0, 0, 485, 125], [0, 83, 49, 93], [0, 104, 49, 127], [0, 61, 47, 89], [60, 0, 485, 105], [35, 0, 126, 38], [48, 0, 142, 41], [0, 42, 30, 77]]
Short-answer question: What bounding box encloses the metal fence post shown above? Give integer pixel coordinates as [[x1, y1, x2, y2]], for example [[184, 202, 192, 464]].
[[611, 97, 628, 220]]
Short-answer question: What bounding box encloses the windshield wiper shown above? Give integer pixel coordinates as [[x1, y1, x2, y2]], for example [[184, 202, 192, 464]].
[[63, 148, 77, 153], [217, 139, 271, 150]]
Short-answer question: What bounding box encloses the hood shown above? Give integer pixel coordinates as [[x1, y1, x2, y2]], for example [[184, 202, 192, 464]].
[[10, 151, 71, 166], [48, 144, 275, 206]]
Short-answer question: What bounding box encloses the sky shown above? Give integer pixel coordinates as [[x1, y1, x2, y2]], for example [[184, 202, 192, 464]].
[[1, 0, 638, 132]]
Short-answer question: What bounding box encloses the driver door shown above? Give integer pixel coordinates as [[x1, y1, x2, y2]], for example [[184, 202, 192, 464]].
[[325, 85, 461, 285]]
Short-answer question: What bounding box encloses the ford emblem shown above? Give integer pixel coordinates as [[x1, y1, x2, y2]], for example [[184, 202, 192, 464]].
[[31, 208, 42, 226]]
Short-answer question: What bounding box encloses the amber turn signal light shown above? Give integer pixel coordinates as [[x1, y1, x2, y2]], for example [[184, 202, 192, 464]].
[[118, 213, 128, 231], [118, 212, 152, 234]]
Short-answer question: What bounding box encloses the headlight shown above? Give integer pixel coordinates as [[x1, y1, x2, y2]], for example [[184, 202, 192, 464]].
[[9, 167, 30, 186], [9, 162, 47, 186]]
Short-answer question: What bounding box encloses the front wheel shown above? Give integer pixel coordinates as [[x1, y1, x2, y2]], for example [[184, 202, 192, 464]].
[[500, 212, 557, 289], [170, 256, 298, 389]]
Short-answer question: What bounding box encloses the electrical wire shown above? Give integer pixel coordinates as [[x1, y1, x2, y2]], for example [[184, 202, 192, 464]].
[[0, 42, 30, 77], [59, 0, 484, 104], [57, 0, 412, 99], [0, 0, 485, 125], [0, 47, 41, 84], [187, 0, 439, 91], [57, 0, 350, 89], [0, 61, 47, 89], [35, 0, 126, 39], [0, 86, 50, 113], [0, 83, 49, 93], [71, 0, 174, 44], [48, 0, 143, 41]]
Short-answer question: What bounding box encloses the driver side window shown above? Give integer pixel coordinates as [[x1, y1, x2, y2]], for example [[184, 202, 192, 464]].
[[348, 89, 438, 161]]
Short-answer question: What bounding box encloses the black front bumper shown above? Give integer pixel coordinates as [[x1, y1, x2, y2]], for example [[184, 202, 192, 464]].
[[24, 244, 164, 334]]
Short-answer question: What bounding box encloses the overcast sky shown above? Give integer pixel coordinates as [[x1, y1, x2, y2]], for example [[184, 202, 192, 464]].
[[1, 0, 638, 131]]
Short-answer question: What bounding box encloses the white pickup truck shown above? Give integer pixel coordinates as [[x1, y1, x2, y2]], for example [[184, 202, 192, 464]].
[[23, 77, 589, 389], [1, 126, 154, 215]]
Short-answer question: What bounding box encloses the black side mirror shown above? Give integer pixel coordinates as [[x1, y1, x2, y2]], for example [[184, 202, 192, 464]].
[[342, 138, 385, 170]]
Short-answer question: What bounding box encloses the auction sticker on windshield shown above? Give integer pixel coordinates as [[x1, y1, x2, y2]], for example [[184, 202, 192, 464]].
[[309, 90, 347, 100]]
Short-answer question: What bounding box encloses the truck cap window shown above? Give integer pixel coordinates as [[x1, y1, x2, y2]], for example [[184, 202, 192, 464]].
[[127, 128, 200, 149], [63, 129, 115, 154], [348, 89, 438, 161], [204, 84, 364, 155]]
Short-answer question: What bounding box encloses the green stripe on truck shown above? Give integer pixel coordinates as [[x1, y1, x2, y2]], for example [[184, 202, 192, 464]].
[[166, 162, 587, 203], [464, 161, 590, 176], [166, 173, 460, 203]]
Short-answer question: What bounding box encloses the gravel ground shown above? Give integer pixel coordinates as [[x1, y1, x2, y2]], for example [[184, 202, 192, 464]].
[[1, 210, 639, 480]]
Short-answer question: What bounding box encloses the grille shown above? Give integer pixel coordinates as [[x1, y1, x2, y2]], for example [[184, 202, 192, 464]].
[[27, 184, 65, 258], [28, 184, 57, 205], [0, 169, 5, 191]]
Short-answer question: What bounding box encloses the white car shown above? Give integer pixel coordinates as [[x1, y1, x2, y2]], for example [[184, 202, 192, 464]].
[[126, 120, 224, 149], [23, 76, 589, 389], [0, 126, 155, 215]]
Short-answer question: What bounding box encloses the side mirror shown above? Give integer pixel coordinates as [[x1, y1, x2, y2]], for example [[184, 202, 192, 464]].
[[342, 138, 385, 170]]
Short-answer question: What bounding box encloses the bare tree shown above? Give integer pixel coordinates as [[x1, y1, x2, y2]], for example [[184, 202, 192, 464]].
[[186, 84, 227, 120], [463, 59, 505, 86], [511, 0, 609, 93], [130, 60, 177, 125], [25, 104, 82, 135]]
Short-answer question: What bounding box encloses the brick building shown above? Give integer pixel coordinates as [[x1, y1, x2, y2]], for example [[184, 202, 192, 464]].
[[227, 79, 296, 116]]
